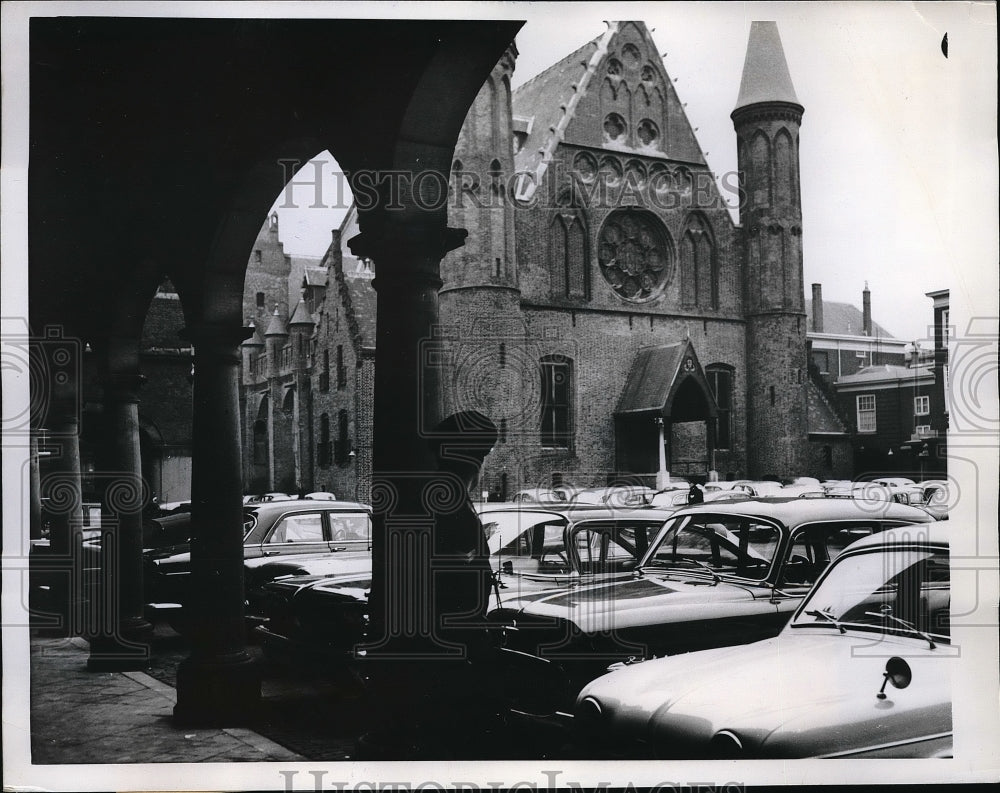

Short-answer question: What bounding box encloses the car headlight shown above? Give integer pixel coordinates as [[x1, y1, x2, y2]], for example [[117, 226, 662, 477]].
[[710, 730, 743, 758]]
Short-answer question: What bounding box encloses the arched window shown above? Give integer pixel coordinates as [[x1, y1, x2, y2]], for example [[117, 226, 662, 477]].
[[680, 214, 717, 309], [549, 207, 590, 301], [706, 365, 734, 449], [540, 354, 573, 448]]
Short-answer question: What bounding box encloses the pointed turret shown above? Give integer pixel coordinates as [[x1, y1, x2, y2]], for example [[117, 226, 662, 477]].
[[288, 294, 314, 329], [264, 306, 287, 338], [733, 21, 809, 479], [734, 22, 801, 112]]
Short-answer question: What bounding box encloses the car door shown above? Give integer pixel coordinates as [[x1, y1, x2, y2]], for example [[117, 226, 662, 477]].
[[771, 521, 884, 619], [259, 510, 331, 558], [326, 511, 372, 553]]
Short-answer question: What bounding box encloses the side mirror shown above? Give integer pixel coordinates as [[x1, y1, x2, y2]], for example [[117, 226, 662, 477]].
[[876, 656, 912, 699]]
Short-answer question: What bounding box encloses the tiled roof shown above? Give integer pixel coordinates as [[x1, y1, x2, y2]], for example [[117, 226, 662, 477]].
[[288, 297, 314, 327], [734, 21, 800, 111], [303, 266, 327, 287], [512, 25, 615, 185], [806, 299, 894, 339], [343, 276, 377, 349]]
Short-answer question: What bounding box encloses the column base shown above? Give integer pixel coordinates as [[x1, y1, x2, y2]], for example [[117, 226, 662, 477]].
[[173, 650, 262, 727], [86, 618, 154, 671]]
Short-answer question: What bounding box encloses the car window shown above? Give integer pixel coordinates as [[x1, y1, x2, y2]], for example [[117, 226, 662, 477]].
[[266, 513, 324, 544], [329, 513, 370, 542], [780, 523, 877, 587], [484, 512, 569, 574], [793, 547, 950, 640], [645, 516, 780, 580]]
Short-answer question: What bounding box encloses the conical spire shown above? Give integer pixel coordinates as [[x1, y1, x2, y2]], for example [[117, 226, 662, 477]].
[[242, 319, 264, 347], [264, 305, 287, 337], [289, 293, 314, 327], [734, 21, 800, 112]]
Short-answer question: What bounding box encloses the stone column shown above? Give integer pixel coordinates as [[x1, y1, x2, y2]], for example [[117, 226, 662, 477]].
[[38, 387, 85, 636], [350, 223, 466, 723], [173, 322, 261, 726], [88, 371, 154, 670]]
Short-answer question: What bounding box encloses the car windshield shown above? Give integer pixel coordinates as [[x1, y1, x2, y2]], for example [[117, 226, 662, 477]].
[[641, 514, 780, 581], [481, 510, 570, 572], [243, 508, 259, 538], [792, 545, 950, 641]]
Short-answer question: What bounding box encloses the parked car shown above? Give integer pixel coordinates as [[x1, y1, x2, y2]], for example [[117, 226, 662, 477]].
[[143, 500, 372, 626], [574, 522, 951, 758], [488, 498, 934, 698], [250, 504, 680, 662]]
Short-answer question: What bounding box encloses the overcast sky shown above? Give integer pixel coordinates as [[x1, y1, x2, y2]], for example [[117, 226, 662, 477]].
[[273, 2, 996, 347]]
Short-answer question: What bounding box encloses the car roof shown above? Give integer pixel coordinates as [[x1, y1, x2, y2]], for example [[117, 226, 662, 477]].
[[666, 496, 933, 527], [840, 521, 949, 552], [478, 504, 677, 521], [245, 500, 370, 514]]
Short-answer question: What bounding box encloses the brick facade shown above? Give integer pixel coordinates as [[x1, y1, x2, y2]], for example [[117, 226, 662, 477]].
[[236, 21, 888, 499]]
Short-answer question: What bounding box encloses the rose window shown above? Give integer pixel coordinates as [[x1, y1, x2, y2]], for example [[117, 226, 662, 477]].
[[598, 210, 673, 302]]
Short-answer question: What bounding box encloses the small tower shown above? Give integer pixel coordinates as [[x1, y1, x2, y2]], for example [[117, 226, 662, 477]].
[[733, 21, 809, 477], [288, 291, 315, 367], [240, 320, 264, 385], [263, 305, 288, 378]]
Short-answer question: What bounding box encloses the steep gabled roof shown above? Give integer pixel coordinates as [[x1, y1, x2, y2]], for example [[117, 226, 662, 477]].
[[512, 21, 708, 202], [806, 299, 895, 339], [512, 26, 611, 179], [343, 277, 377, 349], [303, 265, 327, 287]]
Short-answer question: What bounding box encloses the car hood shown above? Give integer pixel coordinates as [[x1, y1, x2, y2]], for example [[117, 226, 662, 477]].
[[578, 629, 951, 757], [496, 574, 763, 633]]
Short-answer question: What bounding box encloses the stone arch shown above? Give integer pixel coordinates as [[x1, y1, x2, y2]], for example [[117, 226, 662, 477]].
[[749, 129, 772, 207], [773, 127, 795, 206], [680, 211, 718, 309]]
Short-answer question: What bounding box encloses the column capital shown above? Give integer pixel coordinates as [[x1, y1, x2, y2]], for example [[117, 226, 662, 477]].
[[348, 223, 467, 281], [180, 323, 255, 360]]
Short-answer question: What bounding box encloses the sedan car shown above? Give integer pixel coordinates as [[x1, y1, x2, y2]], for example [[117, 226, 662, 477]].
[[575, 523, 951, 758], [250, 504, 680, 662], [144, 500, 372, 625], [488, 497, 934, 697]]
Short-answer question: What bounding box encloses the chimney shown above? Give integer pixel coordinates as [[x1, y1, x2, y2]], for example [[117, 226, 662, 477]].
[[811, 283, 824, 332], [862, 282, 872, 336]]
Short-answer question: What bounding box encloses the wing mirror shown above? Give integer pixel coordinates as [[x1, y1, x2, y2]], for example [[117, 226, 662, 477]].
[[876, 656, 912, 699]]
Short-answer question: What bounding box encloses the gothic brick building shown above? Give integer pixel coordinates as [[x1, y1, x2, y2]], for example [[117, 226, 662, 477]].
[[240, 20, 863, 500]]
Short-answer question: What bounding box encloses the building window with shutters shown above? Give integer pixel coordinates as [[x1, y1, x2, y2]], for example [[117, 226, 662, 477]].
[[706, 365, 733, 449], [857, 394, 877, 433], [540, 355, 572, 448]]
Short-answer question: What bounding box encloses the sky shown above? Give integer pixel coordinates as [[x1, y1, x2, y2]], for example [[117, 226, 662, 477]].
[[272, 1, 997, 347]]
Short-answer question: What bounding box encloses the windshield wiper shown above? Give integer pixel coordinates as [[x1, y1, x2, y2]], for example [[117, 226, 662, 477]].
[[672, 558, 722, 585], [864, 611, 938, 649], [804, 608, 846, 633]]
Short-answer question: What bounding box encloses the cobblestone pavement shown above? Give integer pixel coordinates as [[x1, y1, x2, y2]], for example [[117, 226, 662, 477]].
[[25, 626, 576, 763]]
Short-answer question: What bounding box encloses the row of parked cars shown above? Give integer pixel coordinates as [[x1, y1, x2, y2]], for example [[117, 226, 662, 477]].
[[130, 481, 953, 758]]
